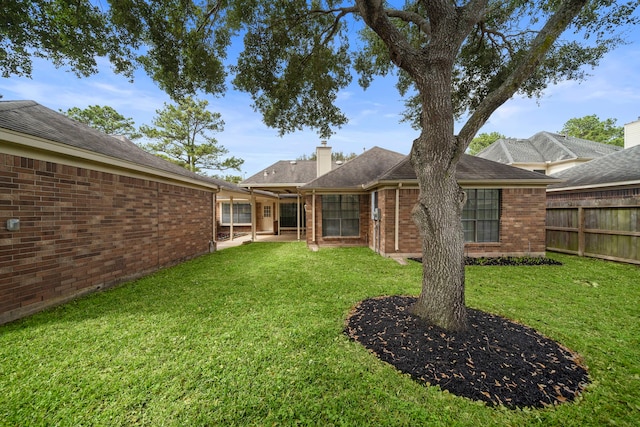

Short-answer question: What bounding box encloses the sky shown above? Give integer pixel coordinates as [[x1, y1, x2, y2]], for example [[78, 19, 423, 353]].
[[1, 27, 639, 178]]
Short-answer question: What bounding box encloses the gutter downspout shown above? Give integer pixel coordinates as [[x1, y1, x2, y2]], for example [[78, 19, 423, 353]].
[[211, 191, 217, 252], [296, 192, 301, 241], [312, 190, 316, 242], [395, 184, 401, 252]]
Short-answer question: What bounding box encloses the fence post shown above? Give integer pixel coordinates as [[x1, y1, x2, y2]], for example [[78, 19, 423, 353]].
[[578, 207, 585, 257]]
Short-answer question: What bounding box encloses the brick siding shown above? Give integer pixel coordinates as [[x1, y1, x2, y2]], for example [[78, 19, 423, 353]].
[[304, 187, 548, 258], [0, 153, 214, 324]]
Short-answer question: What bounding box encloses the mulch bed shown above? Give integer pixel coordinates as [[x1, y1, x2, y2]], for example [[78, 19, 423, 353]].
[[344, 296, 589, 409]]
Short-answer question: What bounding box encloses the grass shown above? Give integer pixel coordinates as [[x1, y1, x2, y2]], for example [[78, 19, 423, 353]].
[[1, 243, 638, 426]]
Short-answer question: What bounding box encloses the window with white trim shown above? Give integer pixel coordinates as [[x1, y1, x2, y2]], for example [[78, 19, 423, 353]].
[[221, 202, 252, 224]]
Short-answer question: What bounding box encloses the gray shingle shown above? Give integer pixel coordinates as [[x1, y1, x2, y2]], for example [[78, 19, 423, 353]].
[[375, 154, 556, 183], [477, 131, 621, 164], [0, 100, 221, 187], [301, 147, 406, 190], [549, 145, 640, 189]]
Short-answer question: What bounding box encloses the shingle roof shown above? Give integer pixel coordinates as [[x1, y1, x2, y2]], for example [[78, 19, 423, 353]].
[[548, 144, 640, 190], [372, 153, 557, 185], [0, 100, 223, 188], [477, 131, 621, 164], [301, 147, 406, 190], [299, 147, 556, 191]]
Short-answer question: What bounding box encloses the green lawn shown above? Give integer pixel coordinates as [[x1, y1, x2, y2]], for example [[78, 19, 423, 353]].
[[1, 243, 638, 426]]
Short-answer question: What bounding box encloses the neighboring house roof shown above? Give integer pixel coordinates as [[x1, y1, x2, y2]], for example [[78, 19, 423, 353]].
[[476, 131, 622, 164], [548, 144, 640, 191], [300, 147, 558, 191], [0, 100, 221, 189], [301, 147, 406, 190]]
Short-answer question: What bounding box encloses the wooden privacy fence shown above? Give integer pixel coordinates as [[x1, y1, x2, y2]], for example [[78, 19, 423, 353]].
[[546, 205, 640, 265]]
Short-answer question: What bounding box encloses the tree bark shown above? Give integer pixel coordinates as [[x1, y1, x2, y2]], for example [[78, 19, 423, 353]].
[[410, 151, 468, 331]]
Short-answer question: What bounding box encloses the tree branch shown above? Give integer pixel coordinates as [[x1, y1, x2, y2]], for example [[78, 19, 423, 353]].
[[457, 0, 589, 156]]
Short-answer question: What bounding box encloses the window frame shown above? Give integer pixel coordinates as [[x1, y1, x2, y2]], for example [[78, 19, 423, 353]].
[[462, 189, 501, 243], [321, 194, 360, 237], [221, 202, 252, 225]]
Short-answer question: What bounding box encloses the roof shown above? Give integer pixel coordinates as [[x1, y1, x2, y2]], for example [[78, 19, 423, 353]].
[[301, 147, 406, 190], [548, 144, 640, 190], [241, 158, 344, 192], [300, 147, 557, 191], [369, 153, 558, 187], [476, 131, 622, 164], [0, 100, 222, 189]]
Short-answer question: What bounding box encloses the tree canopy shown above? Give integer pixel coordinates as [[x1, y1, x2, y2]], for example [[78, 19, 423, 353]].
[[559, 114, 624, 146], [468, 132, 506, 155], [140, 97, 243, 174], [4, 0, 639, 331], [62, 105, 142, 140]]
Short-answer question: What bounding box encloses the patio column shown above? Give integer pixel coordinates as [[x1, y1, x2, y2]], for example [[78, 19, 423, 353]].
[[251, 189, 256, 241], [229, 195, 234, 241]]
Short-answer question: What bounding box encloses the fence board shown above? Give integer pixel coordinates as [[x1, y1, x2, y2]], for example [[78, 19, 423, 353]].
[[546, 205, 640, 265]]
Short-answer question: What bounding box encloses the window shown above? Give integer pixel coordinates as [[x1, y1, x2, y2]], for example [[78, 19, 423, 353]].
[[462, 189, 500, 242], [279, 202, 304, 228], [263, 205, 271, 218], [221, 202, 252, 224], [322, 195, 360, 237]]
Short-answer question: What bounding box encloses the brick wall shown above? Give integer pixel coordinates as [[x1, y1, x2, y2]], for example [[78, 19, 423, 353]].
[[0, 153, 215, 324], [374, 187, 548, 258], [305, 194, 370, 247]]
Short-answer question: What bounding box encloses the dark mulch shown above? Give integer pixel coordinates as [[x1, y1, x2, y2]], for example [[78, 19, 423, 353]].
[[409, 257, 563, 266], [344, 296, 589, 409]]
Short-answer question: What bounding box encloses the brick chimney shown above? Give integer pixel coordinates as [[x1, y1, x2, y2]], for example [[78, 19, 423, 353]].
[[316, 141, 332, 177]]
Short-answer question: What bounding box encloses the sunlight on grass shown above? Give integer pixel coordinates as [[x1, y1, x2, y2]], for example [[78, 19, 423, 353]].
[[1, 244, 638, 426]]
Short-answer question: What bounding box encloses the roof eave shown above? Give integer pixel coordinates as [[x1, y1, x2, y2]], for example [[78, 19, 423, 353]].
[[547, 180, 640, 192], [1, 129, 220, 191]]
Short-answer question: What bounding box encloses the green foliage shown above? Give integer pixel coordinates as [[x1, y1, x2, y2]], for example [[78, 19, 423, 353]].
[[559, 114, 624, 146], [468, 132, 506, 155], [2, 2, 639, 137], [1, 247, 639, 425], [211, 174, 244, 184], [0, 0, 137, 79], [140, 97, 243, 174], [62, 105, 142, 140], [297, 151, 358, 161]]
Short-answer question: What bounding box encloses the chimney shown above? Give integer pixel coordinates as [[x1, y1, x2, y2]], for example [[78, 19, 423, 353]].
[[624, 117, 640, 149], [316, 141, 332, 177]]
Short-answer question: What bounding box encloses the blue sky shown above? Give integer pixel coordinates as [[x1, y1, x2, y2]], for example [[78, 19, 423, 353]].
[[1, 31, 639, 177]]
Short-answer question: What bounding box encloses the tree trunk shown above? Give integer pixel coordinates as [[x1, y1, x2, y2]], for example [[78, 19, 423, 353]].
[[409, 134, 468, 331]]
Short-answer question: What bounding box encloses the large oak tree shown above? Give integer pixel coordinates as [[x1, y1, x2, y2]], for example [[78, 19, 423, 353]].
[[3, 0, 638, 330]]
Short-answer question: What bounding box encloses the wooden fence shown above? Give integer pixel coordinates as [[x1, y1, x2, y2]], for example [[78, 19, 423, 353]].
[[546, 205, 640, 265]]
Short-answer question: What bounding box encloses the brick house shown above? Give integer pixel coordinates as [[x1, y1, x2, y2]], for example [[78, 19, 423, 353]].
[[0, 100, 236, 324], [243, 144, 558, 258]]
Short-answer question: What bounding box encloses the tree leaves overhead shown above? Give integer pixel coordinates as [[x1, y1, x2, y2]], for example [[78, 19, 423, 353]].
[[2, 1, 639, 137], [0, 0, 136, 78], [231, 1, 353, 138]]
